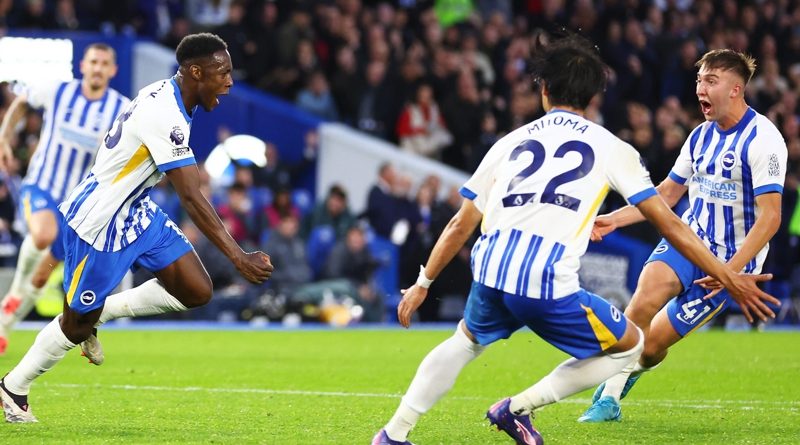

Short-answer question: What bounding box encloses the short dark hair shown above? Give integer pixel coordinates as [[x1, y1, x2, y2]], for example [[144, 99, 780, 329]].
[[695, 49, 756, 84], [328, 184, 347, 200], [529, 35, 607, 110], [176, 33, 228, 66], [84, 43, 116, 62]]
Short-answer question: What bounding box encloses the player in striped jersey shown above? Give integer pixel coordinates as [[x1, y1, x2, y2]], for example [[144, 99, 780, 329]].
[[372, 37, 778, 445], [579, 50, 787, 423], [0, 33, 273, 423], [0, 43, 130, 355]]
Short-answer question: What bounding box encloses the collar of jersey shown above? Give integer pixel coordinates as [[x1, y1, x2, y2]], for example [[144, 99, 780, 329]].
[[79, 80, 109, 104], [546, 108, 581, 116], [711, 106, 755, 135], [170, 77, 193, 124]]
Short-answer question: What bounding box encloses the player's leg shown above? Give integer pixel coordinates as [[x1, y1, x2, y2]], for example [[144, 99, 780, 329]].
[[589, 241, 690, 405], [0, 225, 123, 422], [0, 191, 59, 354], [590, 261, 682, 402], [93, 214, 208, 326], [640, 284, 731, 369], [376, 282, 515, 444], [498, 290, 642, 421]]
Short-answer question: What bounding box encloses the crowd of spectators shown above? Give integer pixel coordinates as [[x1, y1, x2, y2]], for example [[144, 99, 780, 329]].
[[1, 0, 800, 323]]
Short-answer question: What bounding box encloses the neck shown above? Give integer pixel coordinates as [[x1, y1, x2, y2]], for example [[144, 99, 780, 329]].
[[81, 80, 106, 101], [716, 100, 748, 131], [547, 105, 585, 117], [174, 72, 196, 114]]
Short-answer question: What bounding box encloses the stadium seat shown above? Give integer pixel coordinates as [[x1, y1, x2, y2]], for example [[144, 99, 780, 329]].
[[306, 225, 336, 278], [367, 235, 401, 322], [292, 188, 313, 215], [253, 186, 273, 210]]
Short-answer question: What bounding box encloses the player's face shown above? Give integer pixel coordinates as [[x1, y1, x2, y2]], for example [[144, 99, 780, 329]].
[[80, 48, 117, 91], [695, 66, 741, 122], [198, 50, 234, 112]]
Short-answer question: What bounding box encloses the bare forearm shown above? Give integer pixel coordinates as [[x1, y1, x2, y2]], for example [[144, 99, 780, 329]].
[[726, 214, 780, 272], [182, 193, 243, 262], [608, 204, 646, 228], [424, 217, 476, 280], [0, 96, 27, 143]]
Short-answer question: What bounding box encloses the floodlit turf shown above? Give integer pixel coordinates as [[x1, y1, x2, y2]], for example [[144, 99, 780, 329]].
[[0, 326, 798, 444]]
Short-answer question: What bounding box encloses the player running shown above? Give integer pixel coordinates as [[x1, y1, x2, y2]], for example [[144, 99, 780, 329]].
[[0, 33, 273, 423], [371, 37, 778, 445], [579, 50, 786, 423], [0, 43, 129, 355]]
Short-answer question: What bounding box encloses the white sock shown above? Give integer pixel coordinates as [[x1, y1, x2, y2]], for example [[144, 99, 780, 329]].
[[97, 279, 187, 326], [384, 324, 485, 441], [3, 317, 76, 395], [600, 351, 661, 402], [510, 327, 644, 415], [0, 236, 46, 329]]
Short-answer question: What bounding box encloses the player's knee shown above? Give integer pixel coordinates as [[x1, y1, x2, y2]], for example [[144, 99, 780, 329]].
[[58, 315, 93, 344], [608, 324, 644, 358], [640, 339, 667, 368]]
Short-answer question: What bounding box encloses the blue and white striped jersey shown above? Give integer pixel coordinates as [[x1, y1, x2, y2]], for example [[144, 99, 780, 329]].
[[668, 107, 787, 273], [60, 78, 196, 252], [20, 79, 129, 203], [461, 110, 656, 300]]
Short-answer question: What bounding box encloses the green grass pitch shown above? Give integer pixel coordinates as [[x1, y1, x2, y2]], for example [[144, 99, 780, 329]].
[[0, 327, 798, 444]]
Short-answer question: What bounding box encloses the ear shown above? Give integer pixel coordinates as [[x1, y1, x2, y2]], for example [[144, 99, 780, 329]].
[[189, 64, 203, 81], [730, 83, 742, 98]]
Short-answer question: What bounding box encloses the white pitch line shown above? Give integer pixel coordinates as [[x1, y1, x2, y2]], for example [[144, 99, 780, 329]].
[[41, 383, 799, 412]]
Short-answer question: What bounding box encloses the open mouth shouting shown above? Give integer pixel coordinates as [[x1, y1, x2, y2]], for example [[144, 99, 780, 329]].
[[699, 99, 712, 116]]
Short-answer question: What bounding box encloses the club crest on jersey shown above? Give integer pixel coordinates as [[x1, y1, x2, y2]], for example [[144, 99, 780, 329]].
[[720, 151, 737, 171], [610, 305, 622, 322], [79, 290, 96, 306], [169, 126, 185, 145]]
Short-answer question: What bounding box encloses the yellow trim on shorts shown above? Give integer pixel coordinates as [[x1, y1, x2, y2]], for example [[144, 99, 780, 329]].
[[574, 184, 609, 238], [581, 303, 617, 351], [685, 301, 727, 336], [65, 255, 89, 306], [22, 194, 32, 224], [113, 144, 150, 184]]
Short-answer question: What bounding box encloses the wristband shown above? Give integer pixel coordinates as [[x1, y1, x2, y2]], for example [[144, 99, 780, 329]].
[[416, 265, 434, 289]]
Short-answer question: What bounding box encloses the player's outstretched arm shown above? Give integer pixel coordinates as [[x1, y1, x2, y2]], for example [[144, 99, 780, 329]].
[[635, 194, 779, 323], [166, 164, 273, 284], [591, 178, 688, 241], [0, 94, 29, 172], [397, 198, 482, 328]]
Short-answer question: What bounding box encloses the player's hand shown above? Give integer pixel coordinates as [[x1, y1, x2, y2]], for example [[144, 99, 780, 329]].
[[235, 251, 273, 284], [719, 273, 779, 323], [590, 215, 617, 242], [693, 275, 723, 290], [397, 284, 428, 329]]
